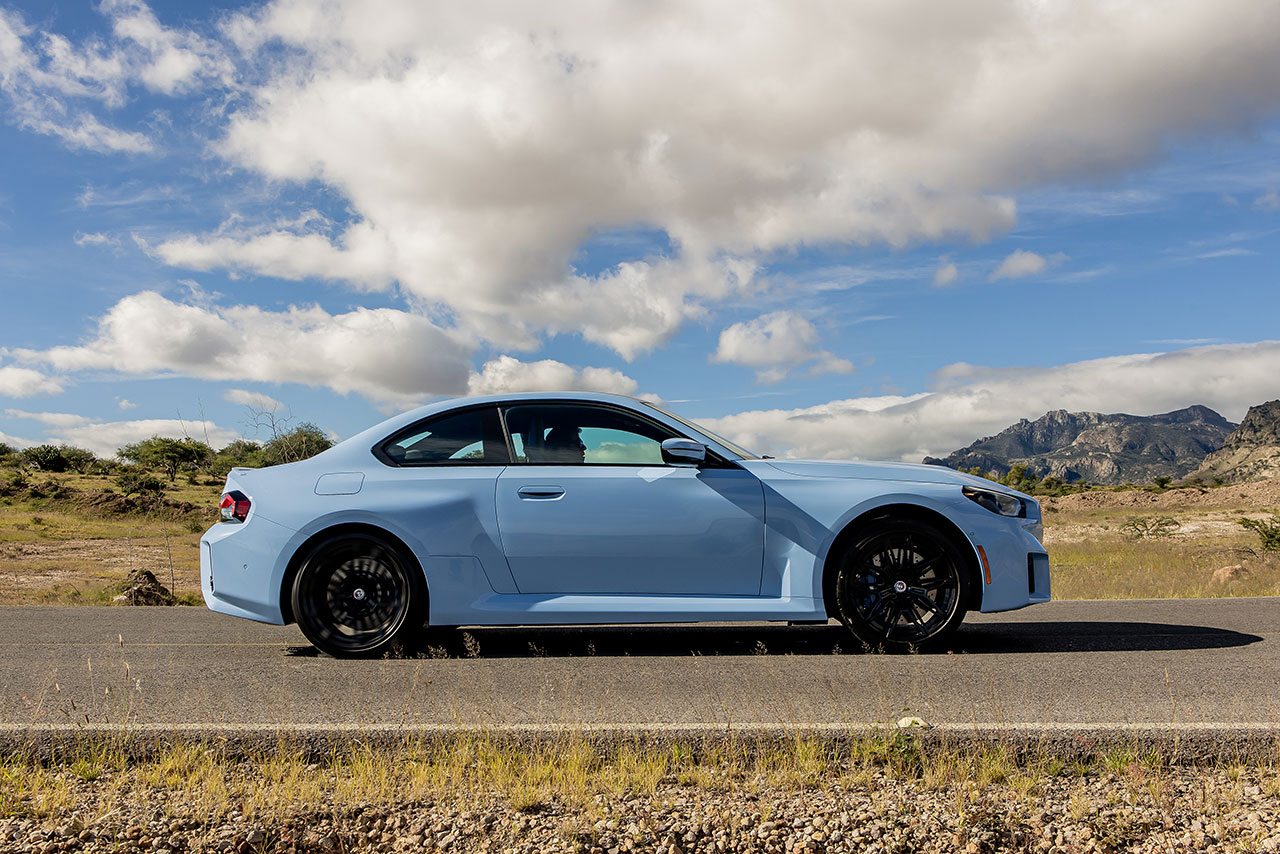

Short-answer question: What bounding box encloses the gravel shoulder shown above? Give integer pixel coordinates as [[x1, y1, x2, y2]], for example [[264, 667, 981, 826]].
[[5, 753, 1280, 854]]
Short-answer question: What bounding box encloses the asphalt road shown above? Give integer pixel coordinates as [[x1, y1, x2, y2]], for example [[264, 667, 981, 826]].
[[0, 599, 1276, 733]]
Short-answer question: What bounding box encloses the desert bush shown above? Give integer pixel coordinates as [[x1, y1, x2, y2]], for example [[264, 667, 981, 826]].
[[26, 479, 70, 500], [1238, 514, 1280, 552], [115, 466, 167, 499], [211, 439, 263, 476], [19, 444, 71, 472], [0, 468, 29, 497], [1119, 516, 1180, 540], [87, 458, 120, 476], [118, 437, 213, 482], [61, 446, 98, 474], [260, 423, 332, 466]]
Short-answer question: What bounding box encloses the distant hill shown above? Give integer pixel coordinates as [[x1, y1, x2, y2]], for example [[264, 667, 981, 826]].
[[1187, 400, 1280, 484], [923, 405, 1236, 485]]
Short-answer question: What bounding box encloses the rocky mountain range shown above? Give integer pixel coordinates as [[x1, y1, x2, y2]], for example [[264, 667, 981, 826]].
[[1188, 400, 1280, 484], [923, 405, 1237, 485]]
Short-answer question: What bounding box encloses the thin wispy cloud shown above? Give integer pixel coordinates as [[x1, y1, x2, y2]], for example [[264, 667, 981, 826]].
[[1194, 247, 1260, 259]]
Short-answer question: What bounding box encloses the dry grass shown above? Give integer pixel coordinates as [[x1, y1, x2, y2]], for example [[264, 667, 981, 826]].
[[2, 733, 1277, 823], [1044, 501, 1280, 599], [1050, 536, 1280, 599]]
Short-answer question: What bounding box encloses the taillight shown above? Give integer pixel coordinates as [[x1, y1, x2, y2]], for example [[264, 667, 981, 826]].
[[219, 490, 251, 522]]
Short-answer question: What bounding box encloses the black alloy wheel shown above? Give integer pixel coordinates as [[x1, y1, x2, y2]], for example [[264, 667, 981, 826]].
[[292, 533, 423, 658], [834, 519, 970, 651]]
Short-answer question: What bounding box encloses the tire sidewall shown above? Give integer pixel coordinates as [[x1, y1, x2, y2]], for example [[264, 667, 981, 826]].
[[291, 532, 424, 658], [834, 518, 971, 652]]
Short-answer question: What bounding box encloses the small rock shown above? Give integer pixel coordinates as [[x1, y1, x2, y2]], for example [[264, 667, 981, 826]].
[[1212, 564, 1247, 584]]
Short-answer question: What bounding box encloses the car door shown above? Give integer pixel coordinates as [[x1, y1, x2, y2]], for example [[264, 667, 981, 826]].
[[494, 402, 766, 595]]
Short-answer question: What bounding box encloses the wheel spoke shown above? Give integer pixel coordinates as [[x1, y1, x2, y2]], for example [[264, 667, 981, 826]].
[[907, 554, 942, 577], [865, 594, 893, 624], [917, 572, 951, 591], [908, 590, 939, 617], [903, 600, 928, 631]]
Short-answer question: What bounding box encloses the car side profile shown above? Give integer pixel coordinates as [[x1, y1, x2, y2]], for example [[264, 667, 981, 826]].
[[201, 392, 1050, 657]]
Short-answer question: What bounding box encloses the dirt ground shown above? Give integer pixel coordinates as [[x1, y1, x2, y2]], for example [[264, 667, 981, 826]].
[[0, 535, 201, 601], [1042, 479, 1280, 513]]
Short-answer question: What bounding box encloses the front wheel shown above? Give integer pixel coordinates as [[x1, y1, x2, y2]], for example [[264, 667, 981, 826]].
[[834, 519, 970, 651], [291, 533, 423, 658]]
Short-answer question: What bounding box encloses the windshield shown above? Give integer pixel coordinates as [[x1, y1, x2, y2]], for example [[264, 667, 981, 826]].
[[642, 400, 759, 460]]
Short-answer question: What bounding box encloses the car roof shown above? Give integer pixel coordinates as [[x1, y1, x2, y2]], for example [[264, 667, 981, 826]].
[[399, 390, 650, 420]]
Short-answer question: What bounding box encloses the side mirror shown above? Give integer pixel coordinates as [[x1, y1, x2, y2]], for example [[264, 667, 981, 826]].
[[661, 438, 706, 467]]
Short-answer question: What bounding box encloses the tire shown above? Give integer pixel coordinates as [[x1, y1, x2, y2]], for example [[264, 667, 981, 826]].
[[833, 518, 971, 652], [291, 532, 424, 658]]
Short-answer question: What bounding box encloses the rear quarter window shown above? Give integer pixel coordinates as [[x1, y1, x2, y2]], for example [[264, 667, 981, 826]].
[[376, 406, 510, 466]]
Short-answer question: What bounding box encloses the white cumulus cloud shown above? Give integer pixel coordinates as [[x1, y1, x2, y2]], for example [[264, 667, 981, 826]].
[[223, 388, 285, 411], [700, 341, 1280, 462], [711, 311, 852, 384], [74, 231, 120, 247], [0, 430, 34, 449], [989, 249, 1067, 281], [62, 419, 237, 457], [13, 291, 474, 404], [0, 364, 66, 398], [467, 356, 638, 396], [0, 1, 231, 153], [3, 409, 95, 428], [144, 0, 1280, 355], [3, 409, 238, 456]]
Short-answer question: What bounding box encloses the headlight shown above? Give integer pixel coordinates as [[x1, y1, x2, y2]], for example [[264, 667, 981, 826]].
[[962, 486, 1025, 518]]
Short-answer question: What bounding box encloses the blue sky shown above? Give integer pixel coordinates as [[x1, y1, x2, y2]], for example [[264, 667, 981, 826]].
[[1, 0, 1278, 461]]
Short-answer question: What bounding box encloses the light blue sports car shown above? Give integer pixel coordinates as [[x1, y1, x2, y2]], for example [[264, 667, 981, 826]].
[[202, 392, 1050, 657]]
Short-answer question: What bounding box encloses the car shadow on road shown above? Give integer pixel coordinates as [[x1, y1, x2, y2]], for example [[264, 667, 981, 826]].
[[285, 619, 1262, 659]]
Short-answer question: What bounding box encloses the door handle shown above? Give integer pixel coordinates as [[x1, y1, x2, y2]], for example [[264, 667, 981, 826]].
[[517, 485, 565, 499]]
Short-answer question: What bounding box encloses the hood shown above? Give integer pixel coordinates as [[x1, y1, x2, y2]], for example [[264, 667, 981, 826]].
[[754, 458, 1006, 489]]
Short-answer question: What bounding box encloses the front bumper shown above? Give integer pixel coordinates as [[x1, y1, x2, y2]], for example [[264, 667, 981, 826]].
[[972, 509, 1051, 613]]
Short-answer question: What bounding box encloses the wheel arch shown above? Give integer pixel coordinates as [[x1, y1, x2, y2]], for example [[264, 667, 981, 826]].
[[820, 503, 982, 619], [278, 522, 426, 625]]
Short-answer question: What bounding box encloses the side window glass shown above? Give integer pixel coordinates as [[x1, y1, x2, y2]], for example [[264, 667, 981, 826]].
[[379, 407, 509, 465], [502, 405, 676, 465]]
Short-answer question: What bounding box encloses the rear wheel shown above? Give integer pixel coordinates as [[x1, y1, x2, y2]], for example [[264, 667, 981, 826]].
[[834, 519, 970, 651], [291, 533, 423, 658]]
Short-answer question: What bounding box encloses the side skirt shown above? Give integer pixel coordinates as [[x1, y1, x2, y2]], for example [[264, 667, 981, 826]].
[[431, 594, 825, 627]]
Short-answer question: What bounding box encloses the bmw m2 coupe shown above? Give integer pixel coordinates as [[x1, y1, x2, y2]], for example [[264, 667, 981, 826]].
[[202, 393, 1050, 656]]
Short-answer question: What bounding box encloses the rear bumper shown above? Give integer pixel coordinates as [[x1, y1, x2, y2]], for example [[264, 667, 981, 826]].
[[200, 514, 298, 625]]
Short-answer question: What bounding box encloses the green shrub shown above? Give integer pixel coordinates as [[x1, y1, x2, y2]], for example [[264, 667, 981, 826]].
[[260, 423, 332, 466], [118, 436, 213, 482], [1238, 514, 1280, 551], [1119, 516, 1180, 540], [115, 466, 167, 499], [19, 444, 70, 472]]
